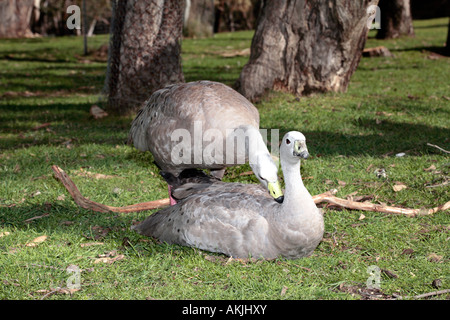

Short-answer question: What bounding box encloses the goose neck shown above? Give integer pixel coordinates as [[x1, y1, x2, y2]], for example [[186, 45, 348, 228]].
[[280, 158, 314, 214]]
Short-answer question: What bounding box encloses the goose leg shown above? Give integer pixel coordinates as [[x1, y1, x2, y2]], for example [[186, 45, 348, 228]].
[[168, 185, 177, 206]]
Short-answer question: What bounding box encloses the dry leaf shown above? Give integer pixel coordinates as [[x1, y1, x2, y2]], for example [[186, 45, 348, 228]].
[[0, 231, 11, 237], [424, 165, 437, 172], [381, 269, 398, 279], [338, 180, 347, 186], [220, 48, 250, 57], [35, 289, 51, 294], [392, 182, 407, 192], [62, 139, 73, 149], [280, 286, 288, 296], [94, 254, 125, 264], [74, 169, 117, 180], [90, 105, 108, 119], [32, 122, 51, 131], [401, 248, 414, 256], [358, 213, 366, 221], [57, 194, 66, 201], [26, 235, 47, 247], [9, 247, 19, 254], [80, 242, 104, 247], [427, 253, 443, 263], [432, 279, 442, 289]]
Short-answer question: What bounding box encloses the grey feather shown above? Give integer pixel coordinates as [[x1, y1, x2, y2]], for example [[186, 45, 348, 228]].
[[128, 81, 260, 175], [132, 131, 324, 260], [127, 81, 281, 198]]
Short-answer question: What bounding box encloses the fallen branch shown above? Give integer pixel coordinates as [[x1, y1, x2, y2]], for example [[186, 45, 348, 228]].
[[394, 289, 450, 300], [312, 190, 450, 217], [413, 289, 450, 299], [427, 143, 450, 154], [51, 165, 169, 213], [52, 165, 449, 217]]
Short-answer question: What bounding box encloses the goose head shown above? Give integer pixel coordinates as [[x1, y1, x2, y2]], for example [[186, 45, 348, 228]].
[[250, 153, 284, 203], [280, 131, 309, 163]]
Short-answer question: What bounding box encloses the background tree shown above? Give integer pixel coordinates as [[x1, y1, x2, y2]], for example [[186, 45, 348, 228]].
[[0, 0, 35, 38], [446, 18, 450, 56], [213, 0, 261, 33], [235, 0, 379, 102], [183, 0, 215, 38], [376, 0, 414, 39], [105, 0, 184, 114]]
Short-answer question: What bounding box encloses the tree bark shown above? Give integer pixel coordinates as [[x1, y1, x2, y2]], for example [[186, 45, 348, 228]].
[[445, 18, 450, 56], [183, 0, 215, 38], [105, 0, 185, 115], [235, 0, 379, 102], [0, 0, 34, 38], [376, 0, 414, 39]]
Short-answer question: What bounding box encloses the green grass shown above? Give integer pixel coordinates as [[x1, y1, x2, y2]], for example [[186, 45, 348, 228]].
[[0, 18, 449, 300]]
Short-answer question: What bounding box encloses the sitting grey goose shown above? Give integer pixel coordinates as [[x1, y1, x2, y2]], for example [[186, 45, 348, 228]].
[[132, 131, 324, 260], [128, 80, 283, 205]]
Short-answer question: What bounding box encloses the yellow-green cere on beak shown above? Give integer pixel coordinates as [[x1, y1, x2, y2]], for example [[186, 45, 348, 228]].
[[268, 180, 284, 204], [294, 140, 303, 156], [294, 140, 309, 159]]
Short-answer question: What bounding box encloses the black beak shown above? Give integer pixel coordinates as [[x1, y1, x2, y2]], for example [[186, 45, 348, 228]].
[[274, 195, 284, 204], [299, 151, 309, 159]]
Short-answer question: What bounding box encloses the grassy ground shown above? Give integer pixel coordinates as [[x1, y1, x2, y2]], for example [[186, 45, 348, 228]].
[[0, 18, 449, 300]]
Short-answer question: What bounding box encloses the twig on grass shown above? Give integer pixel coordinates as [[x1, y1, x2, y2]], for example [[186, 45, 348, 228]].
[[413, 289, 450, 299], [51, 165, 169, 213], [311, 190, 450, 217], [394, 289, 450, 300], [426, 143, 450, 154], [52, 165, 450, 217]]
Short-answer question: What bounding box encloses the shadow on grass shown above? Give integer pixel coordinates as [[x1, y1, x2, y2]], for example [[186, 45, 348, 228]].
[[300, 119, 450, 157], [0, 203, 138, 241], [0, 100, 131, 151], [389, 45, 449, 56], [0, 64, 106, 94], [2, 101, 449, 157], [183, 65, 242, 85]]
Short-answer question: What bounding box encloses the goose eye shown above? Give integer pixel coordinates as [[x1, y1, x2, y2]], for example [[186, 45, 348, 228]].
[[286, 138, 291, 145]]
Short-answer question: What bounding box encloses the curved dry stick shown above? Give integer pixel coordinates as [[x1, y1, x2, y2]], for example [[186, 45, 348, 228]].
[[52, 165, 449, 217], [52, 165, 169, 213], [312, 191, 450, 217]]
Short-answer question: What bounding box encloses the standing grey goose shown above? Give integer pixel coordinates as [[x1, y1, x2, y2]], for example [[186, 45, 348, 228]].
[[128, 80, 283, 205], [132, 131, 324, 259]]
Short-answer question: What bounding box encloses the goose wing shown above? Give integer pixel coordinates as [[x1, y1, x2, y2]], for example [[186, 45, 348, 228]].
[[132, 188, 279, 258]]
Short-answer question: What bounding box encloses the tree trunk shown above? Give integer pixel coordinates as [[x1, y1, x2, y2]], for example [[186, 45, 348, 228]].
[[105, 0, 185, 114], [376, 0, 414, 39], [183, 0, 215, 38], [235, 0, 379, 102], [0, 0, 34, 38], [445, 18, 450, 56]]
